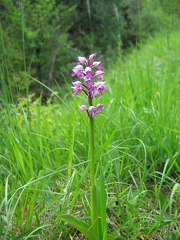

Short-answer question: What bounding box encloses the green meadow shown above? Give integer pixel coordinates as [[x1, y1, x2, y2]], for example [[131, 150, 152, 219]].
[[1, 28, 180, 239]]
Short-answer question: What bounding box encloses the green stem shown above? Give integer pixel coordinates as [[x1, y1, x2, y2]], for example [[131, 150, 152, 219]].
[[90, 115, 97, 233], [90, 116, 95, 189]]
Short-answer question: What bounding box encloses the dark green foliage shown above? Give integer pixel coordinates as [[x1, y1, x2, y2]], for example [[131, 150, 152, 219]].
[[69, 0, 172, 58], [0, 0, 179, 94], [0, 0, 75, 92], [69, 0, 129, 63], [159, 0, 180, 15], [23, 0, 75, 85], [171, 233, 180, 240], [119, 0, 174, 48]]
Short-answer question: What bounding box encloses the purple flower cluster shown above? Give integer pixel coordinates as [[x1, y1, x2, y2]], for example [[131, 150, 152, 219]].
[[72, 53, 106, 117]]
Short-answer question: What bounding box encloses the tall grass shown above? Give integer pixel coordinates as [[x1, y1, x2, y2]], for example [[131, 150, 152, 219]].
[[0, 29, 180, 239]]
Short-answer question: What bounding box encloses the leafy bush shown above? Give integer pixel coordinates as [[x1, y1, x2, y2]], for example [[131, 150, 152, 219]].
[[0, 0, 75, 92], [69, 0, 176, 58], [0, 0, 179, 95]]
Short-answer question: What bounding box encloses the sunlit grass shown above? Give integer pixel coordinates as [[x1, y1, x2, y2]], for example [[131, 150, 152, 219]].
[[0, 30, 180, 239]]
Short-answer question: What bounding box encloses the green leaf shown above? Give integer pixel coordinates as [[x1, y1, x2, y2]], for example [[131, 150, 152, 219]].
[[60, 214, 99, 240], [171, 233, 180, 240], [99, 167, 107, 239], [13, 228, 41, 239], [107, 234, 115, 240]]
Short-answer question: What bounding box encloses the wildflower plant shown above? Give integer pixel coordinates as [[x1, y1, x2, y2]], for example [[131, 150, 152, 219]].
[[61, 54, 114, 240], [71, 53, 106, 117]]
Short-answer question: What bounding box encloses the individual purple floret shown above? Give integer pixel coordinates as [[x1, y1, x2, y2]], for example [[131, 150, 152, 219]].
[[89, 104, 104, 117], [90, 81, 106, 98], [72, 53, 106, 117], [72, 81, 84, 97], [79, 104, 87, 112]]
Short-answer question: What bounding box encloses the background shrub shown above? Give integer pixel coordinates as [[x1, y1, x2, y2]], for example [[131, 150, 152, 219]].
[[0, 0, 179, 96]]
